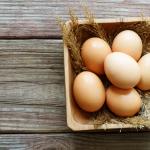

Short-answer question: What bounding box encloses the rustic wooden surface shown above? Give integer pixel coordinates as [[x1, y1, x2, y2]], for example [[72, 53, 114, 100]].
[[0, 133, 150, 150], [0, 0, 149, 38], [0, 0, 149, 149]]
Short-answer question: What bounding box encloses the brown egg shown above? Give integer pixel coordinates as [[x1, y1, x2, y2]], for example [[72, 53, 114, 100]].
[[73, 71, 105, 112], [104, 52, 141, 89], [112, 30, 142, 61], [81, 37, 111, 75], [106, 86, 142, 117], [137, 53, 150, 90]]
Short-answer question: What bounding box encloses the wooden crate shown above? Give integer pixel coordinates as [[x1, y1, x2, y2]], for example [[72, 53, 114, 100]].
[[64, 17, 149, 131]]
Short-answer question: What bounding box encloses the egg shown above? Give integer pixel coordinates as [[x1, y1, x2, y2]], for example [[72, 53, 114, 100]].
[[81, 37, 111, 75], [112, 30, 142, 61], [137, 53, 150, 90], [106, 86, 142, 117], [104, 52, 141, 89], [73, 71, 105, 112]]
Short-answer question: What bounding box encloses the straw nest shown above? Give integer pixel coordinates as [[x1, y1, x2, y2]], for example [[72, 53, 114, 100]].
[[59, 8, 150, 129]]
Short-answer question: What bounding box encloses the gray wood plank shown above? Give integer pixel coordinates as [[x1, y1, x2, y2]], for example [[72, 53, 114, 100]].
[[0, 104, 68, 132], [0, 133, 149, 150], [0, 39, 68, 132], [0, 40, 64, 105], [0, 0, 149, 38]]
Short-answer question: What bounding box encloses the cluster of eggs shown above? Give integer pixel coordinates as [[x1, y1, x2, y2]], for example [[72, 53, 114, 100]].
[[73, 30, 150, 117]]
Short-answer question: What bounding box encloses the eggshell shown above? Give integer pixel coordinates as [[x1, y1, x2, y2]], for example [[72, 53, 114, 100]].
[[137, 53, 150, 90], [106, 86, 142, 117], [81, 37, 111, 75], [73, 71, 105, 112], [104, 52, 141, 89], [112, 30, 142, 61]]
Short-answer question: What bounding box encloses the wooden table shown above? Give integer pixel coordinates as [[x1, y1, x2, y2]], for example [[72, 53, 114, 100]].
[[0, 0, 149, 149]]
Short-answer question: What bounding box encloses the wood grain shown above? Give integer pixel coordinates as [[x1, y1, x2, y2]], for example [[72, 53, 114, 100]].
[[0, 0, 149, 38], [0, 40, 64, 105], [0, 133, 149, 149], [0, 39, 69, 132], [0, 104, 67, 132]]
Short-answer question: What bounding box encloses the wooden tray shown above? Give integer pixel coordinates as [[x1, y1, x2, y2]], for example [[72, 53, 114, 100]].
[[64, 17, 149, 131]]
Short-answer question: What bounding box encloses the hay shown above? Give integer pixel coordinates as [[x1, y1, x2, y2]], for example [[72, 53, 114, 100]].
[[59, 8, 150, 129]]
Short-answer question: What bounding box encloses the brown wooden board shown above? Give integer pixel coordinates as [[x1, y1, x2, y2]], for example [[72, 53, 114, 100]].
[[0, 133, 149, 149], [0, 0, 149, 38], [0, 39, 69, 132]]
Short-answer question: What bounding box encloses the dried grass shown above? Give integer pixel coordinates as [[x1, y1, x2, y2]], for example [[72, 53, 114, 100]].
[[58, 8, 150, 129]]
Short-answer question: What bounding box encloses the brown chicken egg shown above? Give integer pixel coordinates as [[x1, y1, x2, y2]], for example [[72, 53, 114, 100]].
[[112, 30, 142, 61], [73, 71, 105, 112], [81, 37, 111, 75], [104, 52, 141, 89], [137, 53, 150, 90], [106, 86, 142, 117]]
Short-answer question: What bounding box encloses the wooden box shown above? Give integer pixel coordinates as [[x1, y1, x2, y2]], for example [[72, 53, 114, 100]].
[[64, 17, 149, 131]]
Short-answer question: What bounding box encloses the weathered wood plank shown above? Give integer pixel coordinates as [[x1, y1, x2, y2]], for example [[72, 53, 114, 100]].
[[0, 82, 65, 105], [0, 0, 149, 38], [0, 39, 68, 132], [0, 133, 149, 149], [0, 40, 64, 105], [0, 104, 67, 132]]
